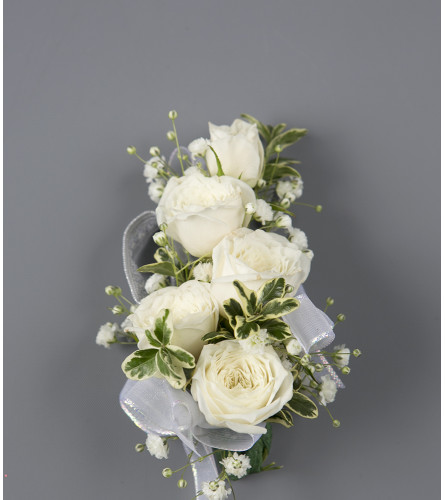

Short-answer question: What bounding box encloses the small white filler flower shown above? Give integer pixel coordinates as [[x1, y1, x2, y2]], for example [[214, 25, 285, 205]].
[[220, 452, 251, 479], [188, 137, 209, 159], [239, 329, 268, 353], [193, 262, 213, 282], [288, 227, 308, 250], [253, 199, 274, 225], [285, 338, 303, 356], [148, 180, 165, 203], [319, 375, 338, 405], [145, 432, 169, 459], [201, 479, 230, 500], [333, 344, 351, 368], [144, 273, 168, 294], [95, 322, 118, 348]]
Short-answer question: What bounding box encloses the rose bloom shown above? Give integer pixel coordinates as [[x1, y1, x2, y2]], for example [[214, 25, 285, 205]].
[[211, 228, 313, 313], [127, 280, 218, 359], [191, 340, 293, 434], [156, 172, 255, 257], [205, 119, 264, 187]]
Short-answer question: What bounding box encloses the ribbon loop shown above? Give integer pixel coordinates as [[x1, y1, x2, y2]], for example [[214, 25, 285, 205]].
[[284, 286, 335, 353]]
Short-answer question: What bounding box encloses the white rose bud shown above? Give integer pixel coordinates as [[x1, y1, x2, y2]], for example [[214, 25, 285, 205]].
[[192, 340, 293, 434], [205, 119, 264, 187], [156, 173, 255, 257]]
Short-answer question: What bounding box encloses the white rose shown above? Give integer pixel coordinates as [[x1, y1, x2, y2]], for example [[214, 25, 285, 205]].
[[211, 228, 313, 313], [156, 172, 255, 257], [205, 119, 264, 187], [127, 280, 218, 358], [191, 340, 293, 434]]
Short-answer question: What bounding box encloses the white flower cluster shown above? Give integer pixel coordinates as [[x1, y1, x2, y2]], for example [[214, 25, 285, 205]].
[[144, 273, 168, 294], [239, 328, 268, 353], [201, 480, 230, 500], [220, 452, 251, 479], [333, 344, 351, 368], [145, 432, 169, 459], [319, 375, 338, 405], [96, 322, 118, 348], [143, 155, 167, 203], [276, 177, 303, 202]]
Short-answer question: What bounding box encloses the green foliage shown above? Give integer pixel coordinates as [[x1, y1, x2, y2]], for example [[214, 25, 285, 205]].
[[219, 278, 298, 344], [201, 329, 235, 344], [263, 163, 301, 180], [121, 309, 195, 389], [208, 145, 225, 176], [265, 129, 307, 161], [286, 392, 318, 419], [138, 261, 176, 276], [121, 349, 158, 380], [267, 409, 294, 428]]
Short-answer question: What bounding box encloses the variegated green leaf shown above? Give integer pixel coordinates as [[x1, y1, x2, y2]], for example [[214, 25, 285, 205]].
[[234, 316, 260, 339], [153, 309, 173, 345], [270, 123, 287, 138], [263, 163, 302, 180], [233, 281, 258, 316], [144, 329, 163, 348], [167, 345, 195, 368], [265, 128, 307, 160], [201, 330, 234, 343], [293, 377, 303, 392], [260, 318, 292, 340], [121, 349, 158, 380], [223, 298, 244, 328], [156, 349, 186, 388], [257, 278, 286, 304], [261, 297, 299, 320], [138, 261, 175, 276], [286, 392, 318, 419], [267, 409, 294, 428]]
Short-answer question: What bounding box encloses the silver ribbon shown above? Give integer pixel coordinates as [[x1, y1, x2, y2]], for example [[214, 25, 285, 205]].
[[120, 378, 262, 494], [284, 286, 335, 354], [123, 211, 158, 303], [284, 286, 344, 388]]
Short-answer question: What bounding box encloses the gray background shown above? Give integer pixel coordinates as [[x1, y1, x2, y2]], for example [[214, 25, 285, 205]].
[[4, 0, 440, 499]]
